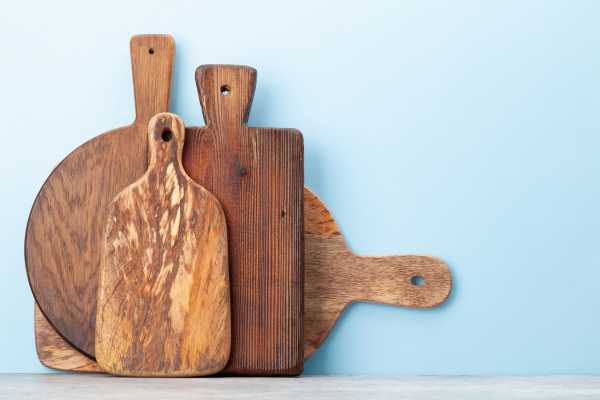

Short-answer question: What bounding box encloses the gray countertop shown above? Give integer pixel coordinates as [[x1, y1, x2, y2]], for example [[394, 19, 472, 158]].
[[1, 374, 599, 400]]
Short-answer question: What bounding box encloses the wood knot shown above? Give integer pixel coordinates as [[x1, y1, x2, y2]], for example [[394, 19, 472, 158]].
[[235, 160, 248, 177]]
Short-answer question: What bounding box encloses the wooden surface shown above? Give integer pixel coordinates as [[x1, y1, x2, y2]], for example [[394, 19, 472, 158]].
[[96, 114, 230, 377], [303, 190, 452, 358], [183, 65, 304, 375], [25, 34, 175, 357], [29, 56, 451, 371], [34, 189, 452, 369], [34, 305, 100, 373], [3, 375, 600, 400]]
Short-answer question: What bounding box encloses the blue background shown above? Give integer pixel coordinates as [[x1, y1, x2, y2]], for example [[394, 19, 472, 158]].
[[2, 0, 600, 374]]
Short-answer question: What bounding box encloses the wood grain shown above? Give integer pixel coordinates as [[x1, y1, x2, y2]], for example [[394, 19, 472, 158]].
[[31, 58, 451, 370], [303, 189, 452, 358], [96, 113, 230, 377], [34, 304, 100, 373], [34, 188, 452, 369], [25, 35, 175, 357], [183, 65, 304, 375]]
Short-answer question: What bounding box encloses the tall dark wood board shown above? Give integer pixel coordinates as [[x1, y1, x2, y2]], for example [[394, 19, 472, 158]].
[[183, 65, 304, 375]]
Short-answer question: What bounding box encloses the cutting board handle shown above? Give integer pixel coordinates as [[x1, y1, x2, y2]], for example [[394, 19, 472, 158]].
[[195, 65, 257, 127], [352, 254, 452, 308], [147, 112, 185, 170], [131, 35, 175, 123]]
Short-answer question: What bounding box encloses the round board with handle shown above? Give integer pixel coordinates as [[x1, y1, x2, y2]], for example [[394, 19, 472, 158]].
[[29, 43, 452, 369], [26, 34, 175, 357]]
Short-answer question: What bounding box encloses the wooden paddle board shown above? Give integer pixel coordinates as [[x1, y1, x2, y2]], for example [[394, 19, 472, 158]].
[[96, 113, 230, 377], [303, 190, 452, 358], [25, 35, 175, 357], [183, 65, 304, 375]]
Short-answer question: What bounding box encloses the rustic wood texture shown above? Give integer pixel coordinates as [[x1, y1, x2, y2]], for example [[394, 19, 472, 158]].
[[34, 305, 100, 373], [31, 59, 451, 371], [95, 113, 230, 377], [183, 65, 304, 375], [303, 189, 452, 358], [34, 190, 451, 370], [25, 35, 175, 357]]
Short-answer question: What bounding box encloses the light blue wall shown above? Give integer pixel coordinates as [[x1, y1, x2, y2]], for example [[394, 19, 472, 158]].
[[2, 0, 600, 374]]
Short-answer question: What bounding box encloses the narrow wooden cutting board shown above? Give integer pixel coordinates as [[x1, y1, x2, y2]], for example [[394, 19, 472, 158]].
[[183, 65, 304, 375], [25, 35, 175, 357], [96, 113, 230, 377]]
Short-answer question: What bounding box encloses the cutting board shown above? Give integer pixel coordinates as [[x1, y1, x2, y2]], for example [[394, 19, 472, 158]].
[[30, 60, 452, 370], [183, 65, 304, 375], [25, 34, 175, 357], [34, 188, 451, 369], [34, 304, 100, 372], [303, 190, 452, 357], [96, 113, 230, 377]]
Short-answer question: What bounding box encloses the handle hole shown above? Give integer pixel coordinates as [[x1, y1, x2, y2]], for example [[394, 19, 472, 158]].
[[161, 128, 173, 142], [148, 48, 155, 55], [220, 85, 231, 96], [410, 275, 425, 286]]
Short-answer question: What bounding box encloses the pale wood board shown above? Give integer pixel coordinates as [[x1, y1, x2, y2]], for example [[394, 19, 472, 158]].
[[95, 114, 230, 377], [2, 375, 599, 400]]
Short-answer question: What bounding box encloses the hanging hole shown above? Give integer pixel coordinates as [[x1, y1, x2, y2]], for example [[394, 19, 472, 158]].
[[410, 275, 425, 286], [161, 128, 173, 142], [220, 85, 230, 96], [148, 48, 155, 54]]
